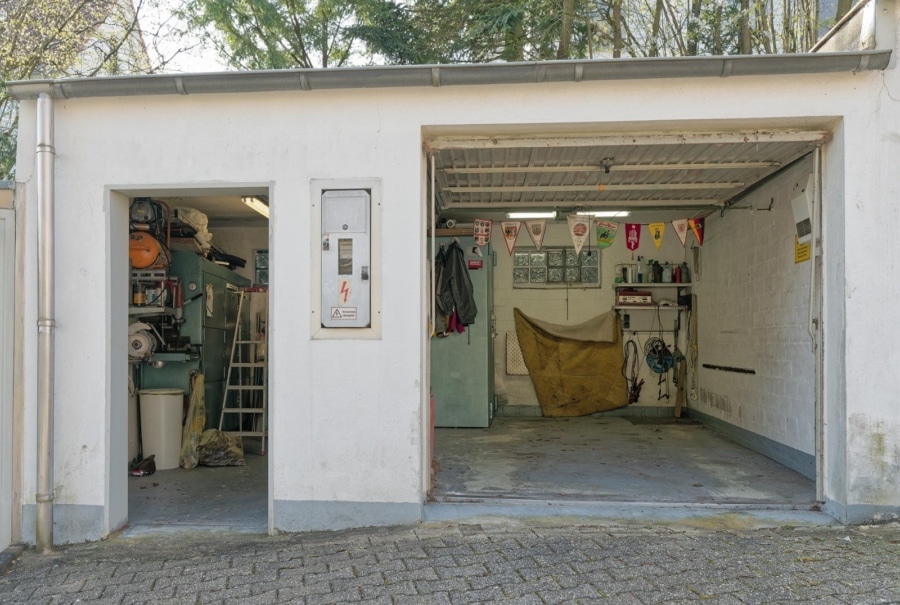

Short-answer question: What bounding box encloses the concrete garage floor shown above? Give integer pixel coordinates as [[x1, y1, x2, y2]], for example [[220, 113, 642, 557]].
[[125, 438, 267, 536], [123, 419, 819, 536], [432, 416, 816, 506]]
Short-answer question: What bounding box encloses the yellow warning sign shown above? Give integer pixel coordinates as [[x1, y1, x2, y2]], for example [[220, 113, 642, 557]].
[[794, 236, 811, 263]]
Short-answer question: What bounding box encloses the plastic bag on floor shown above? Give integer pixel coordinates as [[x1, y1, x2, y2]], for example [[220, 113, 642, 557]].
[[197, 429, 246, 466]]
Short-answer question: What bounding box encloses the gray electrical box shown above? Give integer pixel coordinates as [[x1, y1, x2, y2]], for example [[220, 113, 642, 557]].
[[321, 190, 371, 328]]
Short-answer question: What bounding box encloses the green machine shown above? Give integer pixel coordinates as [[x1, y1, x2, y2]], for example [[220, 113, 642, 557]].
[[140, 251, 250, 429]]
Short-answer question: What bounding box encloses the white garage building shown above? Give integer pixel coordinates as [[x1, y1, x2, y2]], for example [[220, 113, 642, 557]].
[[3, 0, 900, 548]]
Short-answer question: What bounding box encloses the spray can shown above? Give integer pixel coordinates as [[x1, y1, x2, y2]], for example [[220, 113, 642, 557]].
[[132, 281, 145, 305]]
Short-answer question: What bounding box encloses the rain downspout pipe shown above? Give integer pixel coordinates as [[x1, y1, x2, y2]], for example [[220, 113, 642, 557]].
[[35, 93, 55, 553]]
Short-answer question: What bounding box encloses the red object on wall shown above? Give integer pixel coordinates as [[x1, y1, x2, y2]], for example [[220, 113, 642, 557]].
[[468, 259, 484, 270]]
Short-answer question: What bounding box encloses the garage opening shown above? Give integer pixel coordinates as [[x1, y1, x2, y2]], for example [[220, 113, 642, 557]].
[[425, 128, 823, 509], [122, 189, 270, 532]]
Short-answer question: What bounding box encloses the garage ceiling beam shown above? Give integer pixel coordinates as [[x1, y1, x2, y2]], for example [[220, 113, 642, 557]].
[[425, 131, 829, 151], [444, 182, 743, 193], [447, 199, 721, 208], [441, 162, 780, 174]]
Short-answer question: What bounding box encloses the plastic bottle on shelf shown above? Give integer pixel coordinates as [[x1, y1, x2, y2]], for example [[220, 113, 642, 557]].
[[636, 256, 643, 283], [680, 261, 691, 283], [662, 262, 672, 283]]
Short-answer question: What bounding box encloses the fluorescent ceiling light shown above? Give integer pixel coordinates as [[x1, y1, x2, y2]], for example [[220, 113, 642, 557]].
[[242, 196, 269, 218], [506, 211, 557, 219], [576, 210, 630, 218]]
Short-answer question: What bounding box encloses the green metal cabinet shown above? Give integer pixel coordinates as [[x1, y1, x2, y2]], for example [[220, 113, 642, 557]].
[[140, 251, 249, 429], [430, 237, 495, 428]]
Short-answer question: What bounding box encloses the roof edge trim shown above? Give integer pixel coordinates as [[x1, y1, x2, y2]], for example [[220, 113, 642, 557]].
[[7, 50, 892, 101]]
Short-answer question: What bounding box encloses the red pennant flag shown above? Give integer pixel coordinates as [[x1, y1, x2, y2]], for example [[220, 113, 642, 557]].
[[625, 223, 641, 251], [689, 217, 705, 246]]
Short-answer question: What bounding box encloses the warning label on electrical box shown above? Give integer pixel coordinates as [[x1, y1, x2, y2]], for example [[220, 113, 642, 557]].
[[330, 307, 358, 320]]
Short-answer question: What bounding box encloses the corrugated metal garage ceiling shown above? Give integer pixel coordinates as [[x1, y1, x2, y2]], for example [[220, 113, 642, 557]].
[[425, 130, 827, 220]]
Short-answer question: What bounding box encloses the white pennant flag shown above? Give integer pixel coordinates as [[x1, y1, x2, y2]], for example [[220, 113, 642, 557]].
[[525, 219, 547, 250], [568, 215, 591, 255], [672, 219, 689, 247]]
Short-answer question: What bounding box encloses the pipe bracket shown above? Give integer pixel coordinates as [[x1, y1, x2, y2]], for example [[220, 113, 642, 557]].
[[35, 493, 55, 503]]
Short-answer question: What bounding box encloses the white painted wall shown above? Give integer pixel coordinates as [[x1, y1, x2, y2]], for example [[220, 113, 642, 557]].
[[691, 158, 816, 461], [212, 226, 268, 285], [11, 46, 900, 538], [837, 62, 900, 519], [492, 221, 689, 409]]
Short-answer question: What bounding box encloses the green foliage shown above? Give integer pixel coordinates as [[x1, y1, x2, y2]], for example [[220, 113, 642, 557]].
[[183, 0, 830, 73], [183, 0, 368, 69], [0, 0, 151, 179], [350, 0, 450, 64]]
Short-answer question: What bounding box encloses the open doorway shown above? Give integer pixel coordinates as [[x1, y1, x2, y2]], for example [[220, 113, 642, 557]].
[[424, 127, 824, 510], [120, 189, 271, 533]]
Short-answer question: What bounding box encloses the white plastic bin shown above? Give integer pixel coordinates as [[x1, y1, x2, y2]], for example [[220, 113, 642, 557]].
[[139, 389, 184, 470]]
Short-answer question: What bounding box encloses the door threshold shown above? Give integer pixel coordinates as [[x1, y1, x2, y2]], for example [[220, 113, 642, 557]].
[[425, 497, 834, 528]]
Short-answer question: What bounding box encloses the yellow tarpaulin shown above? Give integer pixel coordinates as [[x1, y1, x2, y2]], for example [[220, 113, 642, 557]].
[[514, 308, 628, 417]]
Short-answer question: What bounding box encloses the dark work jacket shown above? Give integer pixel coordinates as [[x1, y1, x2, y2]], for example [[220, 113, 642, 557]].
[[436, 241, 477, 325]]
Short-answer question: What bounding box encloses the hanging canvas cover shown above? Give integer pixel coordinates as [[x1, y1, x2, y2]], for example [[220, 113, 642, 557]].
[[500, 221, 521, 255], [672, 219, 689, 246], [568, 215, 591, 255], [595, 220, 618, 249], [689, 217, 705, 246], [525, 219, 547, 250], [625, 223, 641, 251], [473, 219, 492, 246], [649, 222, 665, 250]]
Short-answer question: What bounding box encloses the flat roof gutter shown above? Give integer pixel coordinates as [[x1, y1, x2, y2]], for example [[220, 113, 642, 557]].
[[7, 50, 891, 100]]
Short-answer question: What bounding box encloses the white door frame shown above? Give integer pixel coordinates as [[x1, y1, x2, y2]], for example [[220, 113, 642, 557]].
[[0, 207, 15, 550]]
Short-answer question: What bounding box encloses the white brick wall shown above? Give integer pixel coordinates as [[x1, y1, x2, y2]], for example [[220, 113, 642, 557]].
[[492, 221, 689, 408], [692, 158, 816, 455]]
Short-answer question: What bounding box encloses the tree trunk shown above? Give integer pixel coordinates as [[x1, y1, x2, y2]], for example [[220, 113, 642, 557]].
[[687, 0, 702, 55], [835, 0, 852, 21], [557, 0, 575, 59], [613, 0, 622, 58], [650, 0, 664, 57], [713, 3, 723, 54], [740, 0, 751, 54]]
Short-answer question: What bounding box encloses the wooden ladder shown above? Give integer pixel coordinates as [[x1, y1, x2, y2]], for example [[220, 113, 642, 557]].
[[219, 287, 268, 455]]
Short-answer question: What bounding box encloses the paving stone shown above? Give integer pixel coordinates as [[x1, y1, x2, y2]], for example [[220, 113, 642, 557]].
[[358, 579, 418, 600], [0, 521, 897, 605]]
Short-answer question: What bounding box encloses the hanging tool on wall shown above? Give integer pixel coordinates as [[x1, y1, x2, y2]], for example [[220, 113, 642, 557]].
[[622, 335, 644, 404], [644, 304, 674, 401]]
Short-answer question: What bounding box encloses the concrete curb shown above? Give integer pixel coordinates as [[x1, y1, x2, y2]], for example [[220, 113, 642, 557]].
[[0, 544, 26, 575]]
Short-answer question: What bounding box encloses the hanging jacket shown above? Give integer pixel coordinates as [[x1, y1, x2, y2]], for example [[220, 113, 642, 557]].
[[435, 240, 477, 325]]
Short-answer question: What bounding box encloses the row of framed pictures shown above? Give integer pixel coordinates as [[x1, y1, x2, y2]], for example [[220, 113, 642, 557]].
[[512, 247, 601, 289]]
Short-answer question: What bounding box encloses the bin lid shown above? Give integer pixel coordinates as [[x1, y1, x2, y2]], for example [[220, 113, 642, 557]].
[[138, 388, 184, 395]]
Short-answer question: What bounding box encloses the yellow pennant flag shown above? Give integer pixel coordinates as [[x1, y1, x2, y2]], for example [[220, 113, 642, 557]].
[[649, 222, 665, 250]]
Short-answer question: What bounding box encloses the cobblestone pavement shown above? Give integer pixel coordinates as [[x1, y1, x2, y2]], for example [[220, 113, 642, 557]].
[[1, 519, 898, 604]]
